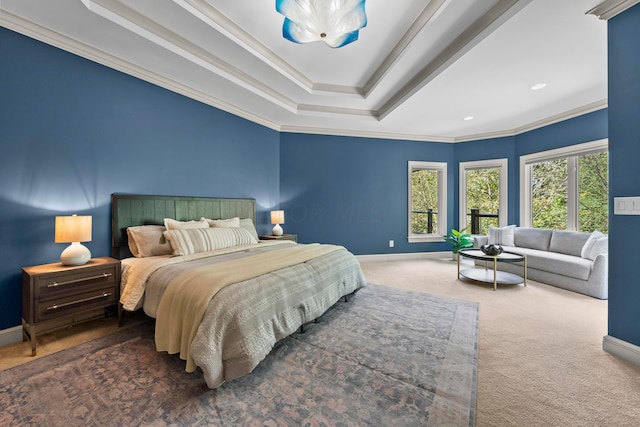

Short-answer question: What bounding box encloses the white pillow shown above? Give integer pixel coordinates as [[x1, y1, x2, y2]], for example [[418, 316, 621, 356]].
[[488, 225, 516, 246], [239, 218, 259, 241], [581, 230, 608, 260], [163, 218, 209, 230], [163, 227, 257, 256], [202, 217, 241, 228], [127, 225, 172, 258]]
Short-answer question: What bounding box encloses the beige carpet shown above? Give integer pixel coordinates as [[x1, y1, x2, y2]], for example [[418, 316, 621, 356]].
[[2, 256, 640, 426], [360, 255, 640, 427]]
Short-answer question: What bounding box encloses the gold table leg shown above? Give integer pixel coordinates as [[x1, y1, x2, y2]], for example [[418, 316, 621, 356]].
[[493, 257, 497, 291]]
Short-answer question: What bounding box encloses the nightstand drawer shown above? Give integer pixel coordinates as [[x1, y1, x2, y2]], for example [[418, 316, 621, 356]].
[[36, 285, 117, 322], [35, 264, 118, 301], [22, 257, 122, 356]]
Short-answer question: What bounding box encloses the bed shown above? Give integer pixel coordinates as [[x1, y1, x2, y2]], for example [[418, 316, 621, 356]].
[[111, 194, 367, 388]]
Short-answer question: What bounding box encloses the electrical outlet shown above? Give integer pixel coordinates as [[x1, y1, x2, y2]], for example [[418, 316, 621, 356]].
[[389, 240, 394, 248]]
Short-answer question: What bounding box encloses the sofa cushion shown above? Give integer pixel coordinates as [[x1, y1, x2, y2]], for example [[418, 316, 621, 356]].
[[514, 227, 553, 251], [488, 225, 516, 246], [581, 231, 608, 260], [501, 246, 592, 281], [549, 230, 591, 257]]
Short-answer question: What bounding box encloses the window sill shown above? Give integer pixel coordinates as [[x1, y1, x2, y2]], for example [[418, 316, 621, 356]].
[[408, 234, 444, 243]]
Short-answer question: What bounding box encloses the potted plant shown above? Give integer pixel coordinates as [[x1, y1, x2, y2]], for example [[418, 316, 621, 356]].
[[443, 227, 473, 260]]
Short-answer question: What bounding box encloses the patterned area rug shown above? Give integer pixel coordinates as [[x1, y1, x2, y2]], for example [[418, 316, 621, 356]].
[[0, 284, 478, 426]]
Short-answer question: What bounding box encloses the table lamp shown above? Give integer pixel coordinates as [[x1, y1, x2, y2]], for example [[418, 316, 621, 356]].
[[55, 214, 92, 265], [271, 210, 284, 236]]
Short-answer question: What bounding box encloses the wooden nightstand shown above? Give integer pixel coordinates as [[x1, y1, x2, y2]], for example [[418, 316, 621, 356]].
[[21, 257, 121, 356], [259, 234, 298, 242]]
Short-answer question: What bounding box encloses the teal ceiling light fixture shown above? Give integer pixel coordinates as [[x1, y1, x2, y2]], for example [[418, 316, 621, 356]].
[[276, 0, 367, 48]]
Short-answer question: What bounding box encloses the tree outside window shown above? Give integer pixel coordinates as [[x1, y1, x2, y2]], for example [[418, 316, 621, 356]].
[[465, 168, 500, 235], [459, 159, 507, 235], [408, 161, 447, 242], [522, 140, 608, 233]]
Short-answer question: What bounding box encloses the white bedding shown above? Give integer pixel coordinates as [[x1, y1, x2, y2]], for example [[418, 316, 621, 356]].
[[119, 241, 367, 388]]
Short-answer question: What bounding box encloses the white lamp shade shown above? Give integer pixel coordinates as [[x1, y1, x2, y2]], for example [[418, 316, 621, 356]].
[[55, 215, 92, 243], [55, 215, 92, 265], [271, 210, 285, 225]]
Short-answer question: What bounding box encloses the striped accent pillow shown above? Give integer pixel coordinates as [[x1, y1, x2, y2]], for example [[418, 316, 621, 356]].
[[488, 225, 516, 246], [163, 227, 258, 256]]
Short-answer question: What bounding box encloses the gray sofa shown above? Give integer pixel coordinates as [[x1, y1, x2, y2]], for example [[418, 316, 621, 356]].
[[473, 227, 608, 299]]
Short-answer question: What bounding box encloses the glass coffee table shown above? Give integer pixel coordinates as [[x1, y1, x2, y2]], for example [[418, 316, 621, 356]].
[[457, 248, 527, 291]]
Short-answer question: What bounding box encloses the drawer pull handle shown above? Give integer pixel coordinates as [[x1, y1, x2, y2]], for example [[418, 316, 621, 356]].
[[47, 292, 112, 311], [48, 273, 112, 288]]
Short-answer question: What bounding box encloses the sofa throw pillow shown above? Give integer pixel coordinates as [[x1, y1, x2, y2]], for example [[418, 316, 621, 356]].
[[488, 225, 516, 246], [581, 230, 608, 260]]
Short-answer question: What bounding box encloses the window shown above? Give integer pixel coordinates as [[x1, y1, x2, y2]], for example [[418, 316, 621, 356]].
[[520, 139, 608, 232], [459, 159, 508, 235], [408, 161, 447, 242]]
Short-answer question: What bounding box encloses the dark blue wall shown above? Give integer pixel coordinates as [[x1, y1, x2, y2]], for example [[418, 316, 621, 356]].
[[0, 28, 280, 330], [514, 110, 609, 156], [280, 110, 608, 257], [279, 133, 454, 254], [608, 4, 640, 347], [0, 17, 628, 353]]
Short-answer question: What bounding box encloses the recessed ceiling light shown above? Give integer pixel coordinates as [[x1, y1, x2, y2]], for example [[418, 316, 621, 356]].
[[530, 83, 547, 90], [463, 116, 474, 121]]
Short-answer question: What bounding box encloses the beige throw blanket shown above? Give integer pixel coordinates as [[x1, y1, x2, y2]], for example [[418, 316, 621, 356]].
[[155, 243, 342, 371]]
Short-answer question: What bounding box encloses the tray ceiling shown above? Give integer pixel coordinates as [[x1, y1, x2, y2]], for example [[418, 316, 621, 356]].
[[1, 0, 609, 142]]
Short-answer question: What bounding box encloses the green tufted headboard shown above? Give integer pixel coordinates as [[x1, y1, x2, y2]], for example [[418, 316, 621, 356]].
[[111, 193, 257, 259]]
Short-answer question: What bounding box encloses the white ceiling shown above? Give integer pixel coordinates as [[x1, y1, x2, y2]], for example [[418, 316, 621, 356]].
[[1, 0, 610, 142]]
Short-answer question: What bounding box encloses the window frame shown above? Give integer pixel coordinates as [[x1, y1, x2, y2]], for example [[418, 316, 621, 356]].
[[459, 158, 508, 233], [519, 139, 608, 230], [408, 161, 447, 243]]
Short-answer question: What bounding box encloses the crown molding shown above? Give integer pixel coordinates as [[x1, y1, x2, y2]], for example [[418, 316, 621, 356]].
[[312, 83, 363, 96], [81, 0, 298, 113], [297, 105, 377, 118], [176, 0, 453, 103], [172, 0, 315, 93], [174, 0, 371, 97], [509, 99, 609, 137], [587, 0, 640, 20], [0, 10, 281, 133], [377, 0, 531, 120], [279, 125, 455, 143], [1, 8, 609, 144], [451, 99, 609, 142], [361, 0, 449, 97]]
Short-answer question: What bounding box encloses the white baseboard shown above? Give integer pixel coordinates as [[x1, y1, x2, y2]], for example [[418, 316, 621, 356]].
[[0, 325, 23, 348], [603, 335, 640, 367], [356, 251, 454, 262]]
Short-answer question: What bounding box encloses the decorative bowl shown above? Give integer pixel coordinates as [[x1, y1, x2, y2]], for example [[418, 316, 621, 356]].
[[481, 244, 503, 256]]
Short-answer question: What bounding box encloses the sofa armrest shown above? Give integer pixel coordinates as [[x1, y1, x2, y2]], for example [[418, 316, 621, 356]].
[[473, 235, 488, 248], [591, 253, 608, 277]]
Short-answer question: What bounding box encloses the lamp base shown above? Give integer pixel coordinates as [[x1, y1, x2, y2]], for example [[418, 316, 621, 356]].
[[272, 224, 283, 236], [60, 242, 91, 266]]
